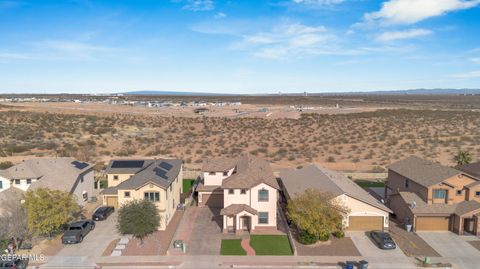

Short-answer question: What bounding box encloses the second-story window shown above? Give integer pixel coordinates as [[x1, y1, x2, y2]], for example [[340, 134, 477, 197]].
[[144, 192, 160, 202], [223, 171, 228, 176], [209, 172, 215, 175], [258, 189, 269, 202], [241, 189, 247, 194], [26, 179, 32, 185], [124, 191, 131, 198], [456, 190, 462, 196], [433, 189, 447, 199], [228, 189, 234, 194], [0, 181, 3, 189], [476, 191, 480, 197], [113, 175, 119, 180], [15, 179, 20, 185]]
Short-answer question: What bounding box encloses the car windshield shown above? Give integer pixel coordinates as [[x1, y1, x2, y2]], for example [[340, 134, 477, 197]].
[[69, 226, 82, 230]]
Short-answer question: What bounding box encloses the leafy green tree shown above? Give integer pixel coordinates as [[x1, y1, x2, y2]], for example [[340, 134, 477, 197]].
[[287, 188, 349, 243], [454, 151, 472, 165], [23, 188, 81, 237], [117, 199, 160, 245]]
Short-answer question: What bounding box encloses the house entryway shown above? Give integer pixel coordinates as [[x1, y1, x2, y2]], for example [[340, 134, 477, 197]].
[[240, 216, 251, 231], [464, 217, 476, 235]]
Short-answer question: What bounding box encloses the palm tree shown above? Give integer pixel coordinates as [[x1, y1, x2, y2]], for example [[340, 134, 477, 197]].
[[454, 151, 472, 166]]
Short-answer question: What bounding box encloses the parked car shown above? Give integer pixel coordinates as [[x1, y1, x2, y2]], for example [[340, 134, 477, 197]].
[[92, 206, 114, 221], [369, 231, 396, 249], [62, 220, 95, 244], [0, 258, 28, 269]]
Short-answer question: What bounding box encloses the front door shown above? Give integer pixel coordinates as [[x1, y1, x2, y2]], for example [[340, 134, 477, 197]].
[[241, 216, 250, 231], [464, 218, 475, 234]]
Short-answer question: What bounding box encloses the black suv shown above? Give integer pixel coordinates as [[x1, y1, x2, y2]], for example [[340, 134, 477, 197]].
[[92, 206, 114, 221], [369, 230, 396, 249], [62, 220, 95, 244]]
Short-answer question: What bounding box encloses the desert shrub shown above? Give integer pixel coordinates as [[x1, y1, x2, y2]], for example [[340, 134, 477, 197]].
[[298, 230, 317, 245]]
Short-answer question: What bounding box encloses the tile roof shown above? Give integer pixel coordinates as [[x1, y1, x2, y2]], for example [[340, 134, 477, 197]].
[[395, 192, 480, 216], [280, 164, 391, 213], [456, 162, 480, 179], [388, 156, 461, 188], [2, 158, 92, 193], [114, 159, 182, 190], [217, 154, 279, 190], [220, 204, 258, 215]]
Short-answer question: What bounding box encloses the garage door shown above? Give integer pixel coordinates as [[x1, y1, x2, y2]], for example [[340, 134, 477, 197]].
[[416, 216, 450, 231], [106, 196, 119, 209], [349, 216, 384, 231], [201, 193, 223, 208]]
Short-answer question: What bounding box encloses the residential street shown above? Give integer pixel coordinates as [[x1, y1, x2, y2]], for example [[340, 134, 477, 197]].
[[42, 213, 120, 268], [418, 231, 480, 269]]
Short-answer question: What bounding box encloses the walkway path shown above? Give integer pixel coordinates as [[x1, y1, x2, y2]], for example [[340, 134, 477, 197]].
[[240, 237, 256, 256]]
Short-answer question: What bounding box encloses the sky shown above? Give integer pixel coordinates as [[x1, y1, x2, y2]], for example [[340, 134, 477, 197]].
[[0, 0, 480, 94]]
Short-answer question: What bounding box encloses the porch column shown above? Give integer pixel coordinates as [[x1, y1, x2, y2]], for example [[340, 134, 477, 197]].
[[236, 214, 240, 231], [251, 215, 256, 230]]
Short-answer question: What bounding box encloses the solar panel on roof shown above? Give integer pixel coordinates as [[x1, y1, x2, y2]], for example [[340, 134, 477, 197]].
[[71, 161, 89, 170], [153, 167, 168, 179], [111, 160, 145, 168], [159, 161, 173, 171]]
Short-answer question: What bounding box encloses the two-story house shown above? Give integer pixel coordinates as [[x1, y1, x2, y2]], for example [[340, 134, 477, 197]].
[[0, 158, 94, 206], [196, 154, 280, 234], [100, 159, 183, 230], [386, 156, 480, 235]]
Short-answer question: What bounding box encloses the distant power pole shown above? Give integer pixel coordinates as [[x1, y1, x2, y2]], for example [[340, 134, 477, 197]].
[[304, 91, 307, 97]]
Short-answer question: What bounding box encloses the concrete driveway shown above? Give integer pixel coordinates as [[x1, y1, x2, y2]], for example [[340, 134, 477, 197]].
[[43, 212, 120, 268], [348, 231, 416, 268], [418, 231, 480, 269], [188, 207, 223, 255]]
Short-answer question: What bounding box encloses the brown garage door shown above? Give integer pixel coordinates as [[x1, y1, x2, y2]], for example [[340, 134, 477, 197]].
[[349, 216, 384, 231], [416, 216, 450, 231], [106, 196, 119, 209], [201, 193, 223, 208]]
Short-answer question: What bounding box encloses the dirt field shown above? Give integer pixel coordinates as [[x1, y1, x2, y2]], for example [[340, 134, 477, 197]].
[[1, 97, 479, 172]]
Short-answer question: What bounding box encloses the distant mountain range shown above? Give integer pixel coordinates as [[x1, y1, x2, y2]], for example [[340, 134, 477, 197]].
[[121, 89, 480, 96]]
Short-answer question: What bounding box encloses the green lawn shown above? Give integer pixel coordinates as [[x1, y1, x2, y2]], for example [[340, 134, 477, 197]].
[[182, 179, 195, 194], [355, 180, 385, 188], [220, 239, 246, 255], [250, 235, 293, 256]]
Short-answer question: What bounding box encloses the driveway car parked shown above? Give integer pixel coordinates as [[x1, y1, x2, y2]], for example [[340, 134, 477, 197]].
[[62, 220, 95, 244], [92, 206, 114, 221], [370, 231, 396, 249], [0, 258, 28, 269]]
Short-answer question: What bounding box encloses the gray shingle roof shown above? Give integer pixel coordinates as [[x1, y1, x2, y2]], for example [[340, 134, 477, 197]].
[[395, 192, 480, 216], [280, 164, 391, 213], [456, 162, 480, 179], [217, 154, 279, 190], [3, 158, 92, 193], [114, 159, 182, 190], [202, 157, 238, 172], [388, 156, 461, 188]]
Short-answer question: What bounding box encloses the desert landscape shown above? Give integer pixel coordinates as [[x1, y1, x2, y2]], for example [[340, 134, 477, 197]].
[[1, 95, 479, 172]]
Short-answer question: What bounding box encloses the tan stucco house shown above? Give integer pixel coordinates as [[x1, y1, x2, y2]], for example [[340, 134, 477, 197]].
[[0, 158, 94, 206], [100, 159, 183, 230], [196, 154, 280, 234], [280, 164, 392, 231], [386, 156, 480, 235]]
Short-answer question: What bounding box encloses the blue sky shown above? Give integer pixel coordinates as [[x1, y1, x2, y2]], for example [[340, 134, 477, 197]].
[[0, 0, 479, 94]]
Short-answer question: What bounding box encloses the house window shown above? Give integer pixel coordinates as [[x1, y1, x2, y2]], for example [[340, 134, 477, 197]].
[[15, 179, 20, 185], [144, 192, 160, 202], [0, 181, 3, 189], [433, 189, 447, 199], [241, 189, 247, 194], [223, 171, 228, 176], [258, 189, 269, 202], [124, 191, 131, 198], [259, 212, 269, 224], [228, 189, 234, 194], [209, 172, 215, 175], [26, 179, 32, 185], [476, 191, 480, 197], [456, 190, 462, 196], [405, 179, 409, 188], [113, 175, 119, 180]]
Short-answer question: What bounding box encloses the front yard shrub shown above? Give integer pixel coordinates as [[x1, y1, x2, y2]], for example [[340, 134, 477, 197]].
[[318, 231, 330, 242], [334, 230, 345, 238], [298, 230, 317, 245]]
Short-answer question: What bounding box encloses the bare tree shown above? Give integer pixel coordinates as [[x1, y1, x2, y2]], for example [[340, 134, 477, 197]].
[[0, 198, 29, 249]]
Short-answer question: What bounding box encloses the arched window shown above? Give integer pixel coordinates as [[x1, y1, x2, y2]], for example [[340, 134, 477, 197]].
[[258, 189, 269, 202]]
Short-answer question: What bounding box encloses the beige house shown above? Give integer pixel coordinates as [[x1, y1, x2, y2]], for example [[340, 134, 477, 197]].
[[386, 156, 480, 235], [197, 154, 280, 234], [100, 159, 183, 230], [280, 164, 392, 231], [0, 158, 94, 206]]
